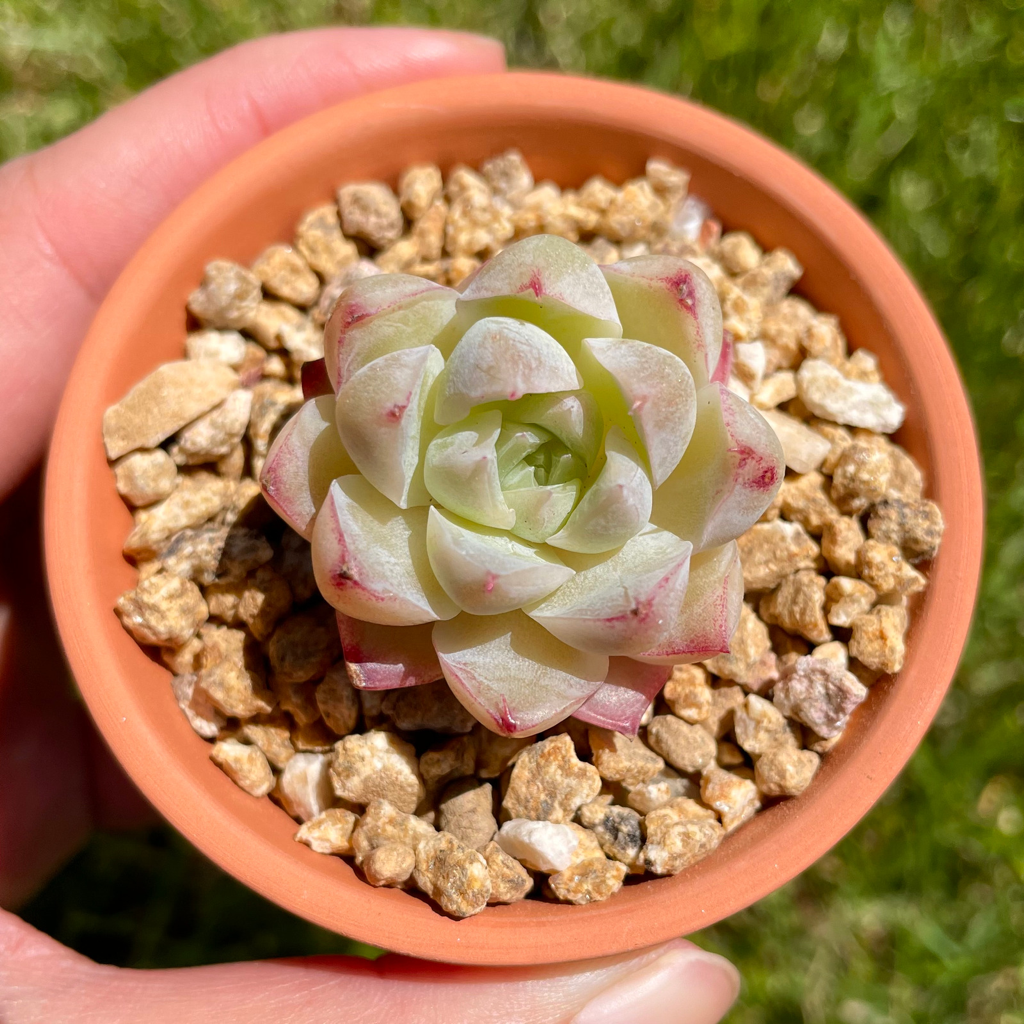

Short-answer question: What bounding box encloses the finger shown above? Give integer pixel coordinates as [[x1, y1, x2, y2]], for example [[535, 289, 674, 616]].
[[0, 27, 505, 498], [0, 909, 739, 1024]]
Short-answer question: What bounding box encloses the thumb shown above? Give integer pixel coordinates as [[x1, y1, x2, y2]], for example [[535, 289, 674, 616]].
[[0, 909, 739, 1024], [0, 27, 505, 497]]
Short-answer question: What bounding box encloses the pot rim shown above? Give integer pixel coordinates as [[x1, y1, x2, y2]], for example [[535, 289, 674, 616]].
[[44, 71, 983, 965]]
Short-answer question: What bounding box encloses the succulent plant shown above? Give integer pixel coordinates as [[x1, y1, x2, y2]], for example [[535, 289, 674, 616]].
[[261, 235, 783, 737]]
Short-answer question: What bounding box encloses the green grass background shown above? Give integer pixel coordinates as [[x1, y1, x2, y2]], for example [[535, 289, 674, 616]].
[[5, 0, 1024, 1019]]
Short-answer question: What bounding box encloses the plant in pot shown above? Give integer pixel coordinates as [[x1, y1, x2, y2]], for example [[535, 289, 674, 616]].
[[45, 72, 982, 965]]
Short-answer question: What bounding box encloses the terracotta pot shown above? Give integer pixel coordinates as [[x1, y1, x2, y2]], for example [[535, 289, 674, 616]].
[[44, 72, 983, 966]]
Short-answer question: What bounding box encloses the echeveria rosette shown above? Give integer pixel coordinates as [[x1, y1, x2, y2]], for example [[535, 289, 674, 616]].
[[260, 235, 783, 738]]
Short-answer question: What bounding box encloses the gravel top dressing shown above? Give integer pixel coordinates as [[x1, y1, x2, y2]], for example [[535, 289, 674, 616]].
[[105, 150, 943, 918]]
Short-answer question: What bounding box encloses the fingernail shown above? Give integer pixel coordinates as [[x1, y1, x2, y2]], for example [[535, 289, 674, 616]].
[[571, 948, 740, 1024]]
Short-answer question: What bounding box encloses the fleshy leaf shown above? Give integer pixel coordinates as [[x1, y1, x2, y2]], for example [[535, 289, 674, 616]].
[[323, 274, 457, 389], [528, 527, 692, 656], [547, 427, 652, 553], [335, 345, 443, 508], [434, 317, 581, 425], [650, 383, 784, 551], [582, 337, 697, 487], [710, 330, 733, 385], [495, 422, 551, 479], [457, 235, 621, 354], [636, 541, 744, 664], [433, 610, 608, 737], [504, 482, 580, 543], [300, 358, 332, 399], [602, 256, 722, 389], [572, 658, 672, 735], [513, 390, 603, 467], [423, 410, 515, 530], [259, 396, 357, 541], [336, 613, 443, 690], [426, 507, 574, 615], [311, 476, 458, 626]]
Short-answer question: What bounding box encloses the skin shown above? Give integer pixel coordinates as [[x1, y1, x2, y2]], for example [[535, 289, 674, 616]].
[[0, 28, 739, 1022]]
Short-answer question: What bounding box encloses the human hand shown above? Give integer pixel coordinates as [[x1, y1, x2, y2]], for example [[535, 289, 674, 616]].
[[0, 28, 740, 1022]]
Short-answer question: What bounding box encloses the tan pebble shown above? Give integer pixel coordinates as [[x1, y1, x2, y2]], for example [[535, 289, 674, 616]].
[[351, 798, 435, 866], [732, 340, 767, 392], [474, 726, 534, 779], [248, 381, 303, 457], [481, 149, 534, 204], [414, 832, 491, 918], [444, 255, 481, 286], [331, 732, 425, 812], [548, 857, 627, 905], [882, 441, 924, 502], [830, 440, 892, 514], [760, 409, 832, 474], [445, 164, 491, 201], [805, 729, 843, 755], [410, 199, 448, 262], [773, 655, 868, 738], [374, 236, 421, 274], [647, 715, 717, 773], [867, 498, 944, 562], [337, 182, 403, 248], [600, 178, 665, 244], [295, 807, 358, 855], [277, 316, 323, 364], [273, 752, 333, 822], [810, 419, 854, 475], [759, 569, 832, 645], [185, 328, 248, 366], [577, 175, 618, 214], [160, 523, 272, 586], [626, 767, 698, 814], [733, 694, 797, 757], [849, 658, 883, 688], [755, 745, 821, 797], [445, 190, 514, 257], [358, 689, 387, 729], [582, 237, 621, 264], [811, 641, 849, 669], [643, 798, 724, 874], [578, 800, 645, 867], [737, 520, 820, 591], [752, 370, 798, 410], [825, 576, 878, 627], [645, 156, 690, 201], [856, 539, 926, 598], [844, 348, 882, 382], [210, 739, 274, 797], [663, 664, 712, 722], [115, 572, 208, 647], [705, 603, 778, 691], [381, 679, 476, 734], [197, 624, 276, 717], [438, 779, 496, 851], [588, 729, 665, 787], [849, 604, 908, 674], [235, 565, 292, 640], [291, 718, 338, 753], [502, 734, 601, 824], [802, 313, 847, 365], [361, 843, 415, 887], [103, 361, 239, 460], [769, 626, 811, 658], [735, 248, 802, 305], [168, 389, 252, 465], [268, 608, 341, 684], [700, 766, 761, 833], [251, 244, 319, 307], [171, 672, 225, 739], [717, 740, 747, 767], [161, 634, 204, 675], [716, 231, 762, 275], [239, 720, 295, 769], [420, 734, 477, 792], [272, 679, 320, 726], [759, 296, 815, 373], [187, 259, 261, 330], [276, 528, 317, 603], [779, 471, 840, 536], [718, 280, 763, 341], [294, 204, 358, 279], [113, 449, 178, 507], [821, 515, 866, 576], [315, 664, 359, 736], [216, 443, 246, 480], [398, 164, 443, 220], [481, 841, 534, 903], [701, 685, 746, 738], [545, 716, 591, 759], [797, 358, 905, 434]]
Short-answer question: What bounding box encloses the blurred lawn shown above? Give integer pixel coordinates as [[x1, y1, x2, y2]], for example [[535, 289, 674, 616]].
[[5, 0, 1024, 1019]]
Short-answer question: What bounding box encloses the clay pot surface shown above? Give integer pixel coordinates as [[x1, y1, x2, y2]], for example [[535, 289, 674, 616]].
[[45, 72, 982, 966]]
